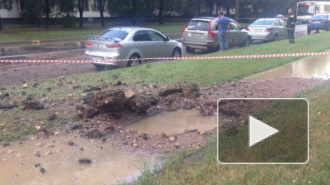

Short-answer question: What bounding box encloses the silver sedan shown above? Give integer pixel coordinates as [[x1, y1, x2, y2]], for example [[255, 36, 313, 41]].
[[247, 18, 288, 42], [85, 27, 183, 69]]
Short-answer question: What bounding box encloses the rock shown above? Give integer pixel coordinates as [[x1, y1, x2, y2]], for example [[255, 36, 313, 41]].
[[59, 76, 65, 80], [38, 131, 46, 137], [21, 91, 26, 96], [30, 137, 38, 141], [168, 136, 177, 142], [33, 83, 39, 88], [199, 131, 206, 135], [44, 151, 52, 156], [181, 84, 199, 98], [47, 112, 57, 120], [40, 168, 46, 174], [124, 90, 135, 99], [45, 144, 55, 148], [158, 85, 182, 96], [133, 143, 138, 148], [35, 126, 41, 130], [46, 87, 52, 92], [54, 131, 60, 136], [76, 105, 100, 119], [2, 142, 10, 147], [68, 141, 75, 146], [78, 158, 92, 164], [72, 85, 81, 89], [84, 129, 104, 139], [160, 132, 168, 138], [115, 81, 122, 86], [0, 104, 19, 109], [141, 133, 148, 140], [174, 143, 181, 149], [22, 100, 44, 110], [71, 124, 84, 130], [34, 163, 41, 168], [35, 152, 41, 158], [22, 83, 28, 88]]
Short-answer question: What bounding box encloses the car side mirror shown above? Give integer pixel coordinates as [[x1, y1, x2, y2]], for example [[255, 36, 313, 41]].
[[240, 26, 245, 30], [165, 36, 170, 41]]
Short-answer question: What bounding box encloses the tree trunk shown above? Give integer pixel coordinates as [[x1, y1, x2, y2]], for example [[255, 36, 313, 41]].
[[78, 0, 85, 28], [132, 0, 136, 25], [226, 5, 230, 17], [98, 0, 105, 27], [45, 0, 50, 29], [235, 0, 239, 21], [158, 0, 164, 25], [216, 3, 219, 15]]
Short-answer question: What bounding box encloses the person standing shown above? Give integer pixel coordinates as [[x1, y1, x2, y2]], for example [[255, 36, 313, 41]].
[[286, 8, 296, 43], [216, 12, 231, 52]]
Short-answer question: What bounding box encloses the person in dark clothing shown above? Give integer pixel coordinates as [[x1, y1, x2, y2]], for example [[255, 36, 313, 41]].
[[286, 8, 296, 43]]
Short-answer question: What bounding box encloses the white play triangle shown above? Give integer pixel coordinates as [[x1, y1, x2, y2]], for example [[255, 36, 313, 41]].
[[249, 116, 279, 147]]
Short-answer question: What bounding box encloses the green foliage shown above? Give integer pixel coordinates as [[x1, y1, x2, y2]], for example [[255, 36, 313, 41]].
[[20, 0, 45, 24]]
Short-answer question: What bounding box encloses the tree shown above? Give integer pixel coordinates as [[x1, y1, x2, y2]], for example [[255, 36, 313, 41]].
[[77, 0, 86, 28], [158, 0, 164, 24], [21, 0, 45, 25], [97, 0, 106, 27], [44, 0, 51, 29], [235, 0, 239, 21]]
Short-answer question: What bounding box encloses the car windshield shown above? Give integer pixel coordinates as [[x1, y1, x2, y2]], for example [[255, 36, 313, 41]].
[[99, 29, 129, 40], [312, 15, 329, 19], [251, 19, 274, 25], [186, 20, 209, 31]]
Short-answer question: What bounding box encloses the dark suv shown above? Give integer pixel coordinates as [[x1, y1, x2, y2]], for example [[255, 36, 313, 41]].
[[182, 17, 251, 53]]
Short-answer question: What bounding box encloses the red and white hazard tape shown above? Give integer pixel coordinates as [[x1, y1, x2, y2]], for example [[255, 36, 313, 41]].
[[0, 52, 329, 64]]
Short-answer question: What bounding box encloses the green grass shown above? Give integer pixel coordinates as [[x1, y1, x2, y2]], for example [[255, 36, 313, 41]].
[[0, 23, 184, 43], [129, 81, 330, 185]]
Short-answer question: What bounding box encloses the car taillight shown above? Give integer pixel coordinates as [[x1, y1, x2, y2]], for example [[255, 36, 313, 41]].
[[182, 19, 191, 36], [321, 20, 327, 23], [265, 28, 273, 32], [308, 20, 313, 23], [85, 41, 92, 47], [106, 43, 122, 48], [246, 27, 250, 32], [208, 21, 215, 38]]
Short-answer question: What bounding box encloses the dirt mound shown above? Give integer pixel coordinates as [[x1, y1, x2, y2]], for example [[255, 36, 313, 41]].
[[89, 90, 127, 112]]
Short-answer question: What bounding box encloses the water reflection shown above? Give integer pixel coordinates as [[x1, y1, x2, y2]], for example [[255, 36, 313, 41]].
[[245, 54, 330, 81]]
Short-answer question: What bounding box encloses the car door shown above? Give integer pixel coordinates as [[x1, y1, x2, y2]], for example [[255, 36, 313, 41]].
[[228, 21, 242, 46], [132, 30, 153, 58], [146, 30, 172, 57], [279, 19, 288, 39]]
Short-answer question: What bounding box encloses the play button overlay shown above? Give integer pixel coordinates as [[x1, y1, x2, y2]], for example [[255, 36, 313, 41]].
[[217, 98, 309, 164], [249, 116, 279, 147]]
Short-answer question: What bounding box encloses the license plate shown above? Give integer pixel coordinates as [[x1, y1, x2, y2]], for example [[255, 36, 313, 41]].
[[314, 21, 320, 23], [92, 57, 103, 61], [253, 29, 262, 32], [192, 33, 202, 37]]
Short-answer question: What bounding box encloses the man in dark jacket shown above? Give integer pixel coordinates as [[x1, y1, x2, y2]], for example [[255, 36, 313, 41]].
[[286, 8, 296, 43]]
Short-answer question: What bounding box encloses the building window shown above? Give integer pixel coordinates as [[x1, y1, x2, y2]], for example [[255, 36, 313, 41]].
[[0, 1, 13, 10]]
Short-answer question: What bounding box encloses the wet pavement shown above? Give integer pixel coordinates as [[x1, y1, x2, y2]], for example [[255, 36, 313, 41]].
[[0, 135, 158, 185], [125, 110, 216, 135], [244, 54, 330, 81]]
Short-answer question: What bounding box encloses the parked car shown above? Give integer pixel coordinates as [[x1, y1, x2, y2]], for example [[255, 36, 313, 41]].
[[85, 27, 183, 69], [181, 17, 251, 53], [307, 14, 330, 34], [247, 18, 288, 42]]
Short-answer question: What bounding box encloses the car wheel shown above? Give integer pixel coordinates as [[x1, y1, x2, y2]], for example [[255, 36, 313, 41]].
[[127, 54, 142, 67], [326, 25, 330, 31], [242, 37, 251, 47], [185, 47, 195, 53], [273, 34, 279, 41], [171, 48, 182, 58]]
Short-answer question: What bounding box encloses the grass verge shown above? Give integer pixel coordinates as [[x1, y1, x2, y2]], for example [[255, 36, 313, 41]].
[[129, 81, 330, 185]]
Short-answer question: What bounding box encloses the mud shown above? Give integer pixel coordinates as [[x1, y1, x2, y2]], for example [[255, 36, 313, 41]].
[[0, 135, 158, 185]]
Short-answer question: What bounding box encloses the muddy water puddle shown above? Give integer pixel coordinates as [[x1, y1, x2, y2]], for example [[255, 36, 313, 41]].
[[126, 110, 216, 135], [245, 54, 330, 81], [0, 135, 157, 185]]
